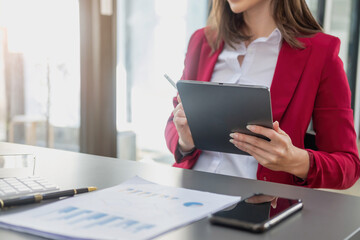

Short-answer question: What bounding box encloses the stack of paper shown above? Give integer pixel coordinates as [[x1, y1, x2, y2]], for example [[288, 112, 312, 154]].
[[0, 176, 240, 240]]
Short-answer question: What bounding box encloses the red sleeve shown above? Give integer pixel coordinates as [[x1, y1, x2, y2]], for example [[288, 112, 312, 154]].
[[300, 37, 360, 189], [164, 29, 205, 168]]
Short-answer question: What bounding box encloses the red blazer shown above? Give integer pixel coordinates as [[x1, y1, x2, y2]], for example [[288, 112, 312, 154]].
[[165, 28, 360, 189]]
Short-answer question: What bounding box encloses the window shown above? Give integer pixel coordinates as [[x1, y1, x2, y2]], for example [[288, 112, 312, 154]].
[[0, 0, 80, 151], [306, 0, 319, 14], [326, 0, 352, 69], [117, 0, 209, 163], [0, 28, 5, 141]]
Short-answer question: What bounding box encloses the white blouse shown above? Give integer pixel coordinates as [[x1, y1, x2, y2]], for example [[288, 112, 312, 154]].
[[192, 28, 282, 179]]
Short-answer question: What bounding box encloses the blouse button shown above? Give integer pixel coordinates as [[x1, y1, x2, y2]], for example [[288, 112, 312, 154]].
[[263, 177, 267, 181]]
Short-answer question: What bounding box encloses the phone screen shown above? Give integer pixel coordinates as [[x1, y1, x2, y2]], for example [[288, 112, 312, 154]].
[[210, 194, 302, 232]]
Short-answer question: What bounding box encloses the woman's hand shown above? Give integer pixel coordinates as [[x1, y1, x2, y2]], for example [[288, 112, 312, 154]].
[[229, 121, 310, 179], [173, 95, 195, 152]]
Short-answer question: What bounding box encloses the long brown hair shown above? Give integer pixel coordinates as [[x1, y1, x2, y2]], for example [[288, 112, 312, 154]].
[[206, 0, 323, 51]]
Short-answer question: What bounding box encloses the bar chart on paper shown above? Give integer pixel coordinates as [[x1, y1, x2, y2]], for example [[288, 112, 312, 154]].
[[0, 176, 241, 240], [33, 205, 156, 234]]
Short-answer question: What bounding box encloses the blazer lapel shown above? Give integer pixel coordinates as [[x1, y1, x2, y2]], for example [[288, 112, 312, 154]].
[[270, 39, 312, 122], [198, 42, 224, 82]]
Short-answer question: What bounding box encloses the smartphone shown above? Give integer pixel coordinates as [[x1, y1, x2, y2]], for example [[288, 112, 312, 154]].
[[209, 193, 303, 233]]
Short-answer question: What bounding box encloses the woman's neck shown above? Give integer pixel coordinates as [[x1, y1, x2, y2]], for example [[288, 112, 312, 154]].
[[243, 1, 277, 41]]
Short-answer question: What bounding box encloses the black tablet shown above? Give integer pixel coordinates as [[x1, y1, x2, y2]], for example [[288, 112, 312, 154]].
[[176, 80, 273, 155]]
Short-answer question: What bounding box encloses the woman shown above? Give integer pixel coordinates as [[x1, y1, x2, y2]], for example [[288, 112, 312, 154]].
[[165, 0, 360, 189]]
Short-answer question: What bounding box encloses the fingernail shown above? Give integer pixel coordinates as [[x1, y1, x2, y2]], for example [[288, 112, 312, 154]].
[[247, 125, 254, 131], [229, 139, 234, 144], [229, 133, 235, 138]]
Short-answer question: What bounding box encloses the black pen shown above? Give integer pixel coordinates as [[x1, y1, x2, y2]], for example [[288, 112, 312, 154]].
[[164, 74, 177, 90], [0, 187, 97, 209]]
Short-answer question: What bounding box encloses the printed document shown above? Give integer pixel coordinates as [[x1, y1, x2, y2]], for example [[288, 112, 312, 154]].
[[0, 176, 241, 240]]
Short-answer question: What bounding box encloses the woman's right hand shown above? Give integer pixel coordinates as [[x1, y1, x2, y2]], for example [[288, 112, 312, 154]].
[[173, 95, 195, 152]]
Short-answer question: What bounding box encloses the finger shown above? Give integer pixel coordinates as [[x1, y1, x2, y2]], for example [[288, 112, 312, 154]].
[[173, 103, 184, 115], [173, 104, 186, 118], [271, 197, 278, 209], [230, 133, 273, 153], [232, 140, 282, 171], [273, 121, 286, 135], [246, 125, 277, 140], [174, 117, 188, 126], [177, 94, 182, 103], [231, 138, 273, 158], [174, 102, 183, 110], [174, 109, 186, 118], [273, 121, 280, 132], [231, 133, 291, 163]]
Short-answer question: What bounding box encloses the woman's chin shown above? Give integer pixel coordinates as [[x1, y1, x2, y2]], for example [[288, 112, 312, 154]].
[[229, 8, 245, 14], [227, 0, 267, 14], [228, 4, 246, 14]]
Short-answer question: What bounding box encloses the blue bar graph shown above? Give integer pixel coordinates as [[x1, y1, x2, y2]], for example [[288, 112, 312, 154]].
[[123, 187, 180, 201], [59, 206, 78, 213], [58, 209, 92, 220], [34, 206, 157, 234], [115, 220, 139, 228], [85, 216, 123, 228], [69, 212, 107, 224]]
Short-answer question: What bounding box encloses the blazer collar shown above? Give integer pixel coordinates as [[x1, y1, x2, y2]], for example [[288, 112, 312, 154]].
[[270, 38, 312, 122], [198, 41, 225, 82]]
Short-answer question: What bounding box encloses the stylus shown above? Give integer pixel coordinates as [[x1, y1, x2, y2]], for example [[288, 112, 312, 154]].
[[164, 74, 177, 90]]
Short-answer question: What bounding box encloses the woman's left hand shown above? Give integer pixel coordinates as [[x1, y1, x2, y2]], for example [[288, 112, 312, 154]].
[[229, 121, 310, 179]]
